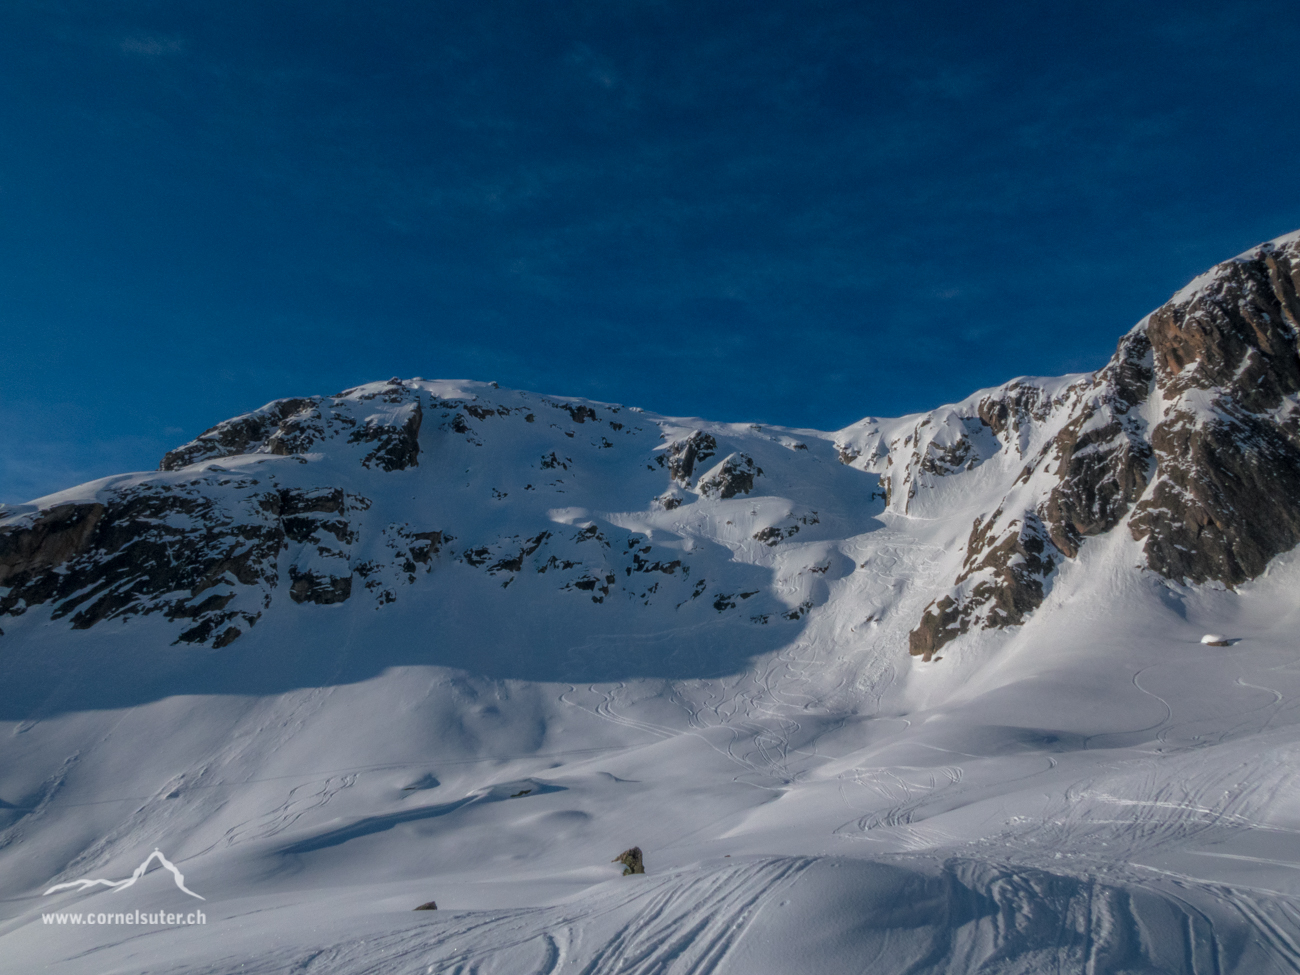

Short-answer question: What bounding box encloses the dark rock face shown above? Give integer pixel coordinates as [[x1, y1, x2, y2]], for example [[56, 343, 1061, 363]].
[[278, 488, 352, 544], [973, 381, 1056, 454], [159, 382, 424, 473], [915, 418, 989, 478], [910, 513, 1062, 660], [910, 234, 1300, 656], [276, 487, 365, 607], [1146, 248, 1300, 405], [751, 511, 818, 547], [654, 491, 683, 511], [658, 431, 717, 485], [1130, 239, 1300, 585], [0, 482, 282, 646], [835, 443, 861, 465], [0, 479, 383, 644], [0, 503, 105, 588], [288, 567, 353, 605], [551, 401, 598, 425], [1132, 412, 1300, 584], [1037, 331, 1154, 560], [698, 454, 762, 500], [907, 343, 1154, 655], [349, 400, 422, 472], [160, 398, 321, 471]]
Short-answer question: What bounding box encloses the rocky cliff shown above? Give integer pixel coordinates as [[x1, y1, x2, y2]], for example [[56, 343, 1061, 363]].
[[898, 232, 1300, 657]]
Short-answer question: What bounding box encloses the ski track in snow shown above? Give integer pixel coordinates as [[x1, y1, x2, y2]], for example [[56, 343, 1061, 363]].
[[28, 857, 1300, 974]]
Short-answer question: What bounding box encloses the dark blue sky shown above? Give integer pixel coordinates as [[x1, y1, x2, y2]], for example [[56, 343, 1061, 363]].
[[4, 1, 1300, 502]]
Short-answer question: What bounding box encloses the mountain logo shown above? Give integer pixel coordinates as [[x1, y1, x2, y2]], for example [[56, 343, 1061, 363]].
[[43, 849, 205, 900]]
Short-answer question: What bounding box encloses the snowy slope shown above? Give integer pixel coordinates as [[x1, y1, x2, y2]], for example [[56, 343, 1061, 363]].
[[2, 234, 1300, 973]]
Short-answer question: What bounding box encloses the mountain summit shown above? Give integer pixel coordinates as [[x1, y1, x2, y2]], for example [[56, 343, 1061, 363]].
[[4, 233, 1299, 666], [5, 233, 1300, 973]]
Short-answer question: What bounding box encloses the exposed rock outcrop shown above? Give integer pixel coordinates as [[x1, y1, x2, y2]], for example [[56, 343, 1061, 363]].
[[1130, 238, 1300, 585], [697, 454, 762, 500], [910, 513, 1063, 660], [288, 567, 353, 605], [1035, 331, 1154, 560], [350, 400, 422, 472], [0, 482, 281, 646], [160, 397, 321, 471], [0, 503, 106, 587], [657, 431, 717, 486], [614, 847, 645, 876], [0, 480, 382, 644], [160, 381, 423, 473], [910, 233, 1300, 656]]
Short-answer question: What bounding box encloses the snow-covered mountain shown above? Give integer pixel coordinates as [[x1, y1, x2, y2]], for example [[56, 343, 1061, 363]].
[[3, 233, 1300, 973]]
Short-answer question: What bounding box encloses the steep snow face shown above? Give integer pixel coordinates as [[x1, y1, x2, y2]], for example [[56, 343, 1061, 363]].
[[5, 235, 1300, 973]]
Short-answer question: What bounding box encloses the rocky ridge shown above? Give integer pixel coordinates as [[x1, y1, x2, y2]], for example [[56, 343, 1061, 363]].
[[884, 232, 1300, 658], [3, 233, 1300, 662]]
